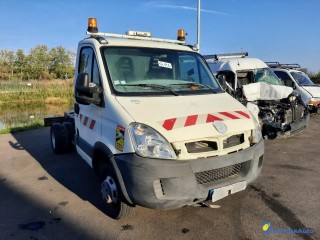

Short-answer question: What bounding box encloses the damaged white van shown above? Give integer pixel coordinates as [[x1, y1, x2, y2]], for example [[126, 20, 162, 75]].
[[205, 53, 309, 139], [46, 20, 264, 219]]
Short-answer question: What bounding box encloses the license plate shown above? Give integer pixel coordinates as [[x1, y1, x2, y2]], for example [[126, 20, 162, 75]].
[[210, 181, 247, 202]]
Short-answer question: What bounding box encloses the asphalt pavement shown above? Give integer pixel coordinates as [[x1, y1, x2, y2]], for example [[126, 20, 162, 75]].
[[0, 116, 319, 240]]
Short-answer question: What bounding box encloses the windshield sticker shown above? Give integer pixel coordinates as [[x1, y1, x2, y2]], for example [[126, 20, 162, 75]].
[[115, 125, 125, 152], [158, 61, 172, 69], [120, 80, 126, 85], [114, 80, 120, 85]]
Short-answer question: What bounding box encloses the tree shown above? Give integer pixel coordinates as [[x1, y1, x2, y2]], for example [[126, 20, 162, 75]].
[[26, 45, 50, 80], [0, 45, 75, 81], [49, 46, 75, 79], [15, 49, 26, 79], [0, 49, 15, 79]]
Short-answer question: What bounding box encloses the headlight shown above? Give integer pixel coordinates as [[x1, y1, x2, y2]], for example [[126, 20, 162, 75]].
[[288, 91, 300, 102], [249, 112, 263, 144], [129, 122, 177, 159], [289, 95, 296, 102]]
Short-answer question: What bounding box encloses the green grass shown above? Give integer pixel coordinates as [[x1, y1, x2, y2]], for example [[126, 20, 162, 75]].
[[0, 80, 74, 104], [0, 121, 44, 134]]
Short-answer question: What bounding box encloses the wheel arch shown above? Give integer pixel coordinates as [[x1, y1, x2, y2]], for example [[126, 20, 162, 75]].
[[92, 142, 133, 205]]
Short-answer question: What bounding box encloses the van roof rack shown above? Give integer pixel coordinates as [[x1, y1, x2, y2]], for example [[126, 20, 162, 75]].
[[203, 52, 248, 61], [266, 62, 301, 69], [86, 30, 186, 45]]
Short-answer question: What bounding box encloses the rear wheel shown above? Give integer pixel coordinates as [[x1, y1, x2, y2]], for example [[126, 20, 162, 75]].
[[97, 160, 133, 219], [61, 122, 75, 151], [50, 123, 66, 154]]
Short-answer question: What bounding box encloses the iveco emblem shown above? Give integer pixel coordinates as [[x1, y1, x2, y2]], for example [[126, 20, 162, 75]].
[[212, 121, 227, 134]]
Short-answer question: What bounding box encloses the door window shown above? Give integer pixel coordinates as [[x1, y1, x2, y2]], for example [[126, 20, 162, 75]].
[[274, 71, 293, 87], [79, 47, 101, 86]]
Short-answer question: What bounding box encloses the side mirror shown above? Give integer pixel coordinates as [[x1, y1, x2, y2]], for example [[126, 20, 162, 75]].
[[217, 74, 227, 91], [75, 73, 102, 105]]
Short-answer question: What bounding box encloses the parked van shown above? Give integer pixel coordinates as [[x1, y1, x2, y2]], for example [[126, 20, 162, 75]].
[[266, 62, 320, 113], [205, 53, 309, 139]]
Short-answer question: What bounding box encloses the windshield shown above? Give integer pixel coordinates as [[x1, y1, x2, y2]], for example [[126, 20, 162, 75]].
[[102, 47, 221, 96], [291, 71, 315, 86], [254, 68, 283, 85]]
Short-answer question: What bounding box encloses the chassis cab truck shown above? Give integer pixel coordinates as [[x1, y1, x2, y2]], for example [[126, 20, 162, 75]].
[[47, 19, 264, 219]]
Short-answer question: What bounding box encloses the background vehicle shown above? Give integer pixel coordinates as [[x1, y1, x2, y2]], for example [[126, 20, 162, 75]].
[[45, 20, 264, 219], [205, 53, 309, 139], [266, 62, 320, 114]]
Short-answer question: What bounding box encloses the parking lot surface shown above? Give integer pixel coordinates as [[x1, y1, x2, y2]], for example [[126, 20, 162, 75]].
[[0, 117, 319, 240]]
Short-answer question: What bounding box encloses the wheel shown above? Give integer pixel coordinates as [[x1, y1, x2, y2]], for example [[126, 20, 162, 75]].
[[97, 160, 133, 219], [50, 123, 66, 154], [61, 122, 74, 151]]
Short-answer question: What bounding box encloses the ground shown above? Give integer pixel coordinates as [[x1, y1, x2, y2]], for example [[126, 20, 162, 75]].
[[0, 116, 319, 240]]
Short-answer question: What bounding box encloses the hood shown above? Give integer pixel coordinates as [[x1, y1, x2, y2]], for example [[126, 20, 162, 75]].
[[116, 93, 255, 142], [301, 85, 320, 98], [243, 82, 293, 101]]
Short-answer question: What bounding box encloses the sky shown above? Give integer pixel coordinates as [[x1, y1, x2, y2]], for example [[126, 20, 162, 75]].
[[1, 0, 320, 73]]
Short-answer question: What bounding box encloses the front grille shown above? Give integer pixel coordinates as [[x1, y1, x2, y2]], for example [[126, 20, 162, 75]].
[[195, 163, 242, 184]]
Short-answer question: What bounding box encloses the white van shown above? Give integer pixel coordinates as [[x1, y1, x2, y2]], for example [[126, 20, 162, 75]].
[[46, 20, 264, 219], [266, 62, 320, 113], [205, 53, 309, 139]]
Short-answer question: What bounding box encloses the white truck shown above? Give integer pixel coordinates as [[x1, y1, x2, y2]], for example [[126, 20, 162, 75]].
[[45, 19, 264, 219], [266, 62, 320, 114], [205, 53, 309, 139]]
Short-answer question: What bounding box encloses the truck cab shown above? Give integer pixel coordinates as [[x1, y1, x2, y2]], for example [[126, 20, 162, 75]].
[[205, 53, 309, 139], [47, 19, 264, 219], [266, 62, 320, 113]]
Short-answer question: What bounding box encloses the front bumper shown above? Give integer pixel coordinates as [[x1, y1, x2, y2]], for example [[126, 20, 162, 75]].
[[114, 139, 264, 210], [278, 112, 310, 138]]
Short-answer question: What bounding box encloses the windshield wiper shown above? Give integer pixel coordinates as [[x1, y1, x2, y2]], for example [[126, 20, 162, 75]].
[[125, 84, 179, 96], [171, 83, 217, 93]]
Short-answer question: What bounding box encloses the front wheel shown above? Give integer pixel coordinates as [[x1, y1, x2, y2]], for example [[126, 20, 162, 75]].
[[98, 161, 133, 219]]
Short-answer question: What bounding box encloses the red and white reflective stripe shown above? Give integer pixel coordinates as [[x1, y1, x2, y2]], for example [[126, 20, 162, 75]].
[[79, 114, 96, 130], [159, 111, 250, 131]]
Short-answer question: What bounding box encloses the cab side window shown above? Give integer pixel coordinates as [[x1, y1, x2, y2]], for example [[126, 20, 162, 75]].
[[274, 71, 293, 87], [77, 47, 102, 106], [79, 47, 101, 86]]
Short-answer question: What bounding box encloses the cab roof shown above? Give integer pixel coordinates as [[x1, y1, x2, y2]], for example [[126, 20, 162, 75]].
[[79, 36, 195, 52], [207, 57, 268, 73]]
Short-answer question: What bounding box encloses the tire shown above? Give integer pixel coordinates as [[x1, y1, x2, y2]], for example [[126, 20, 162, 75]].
[[50, 123, 66, 154], [61, 122, 75, 152], [97, 159, 133, 219]]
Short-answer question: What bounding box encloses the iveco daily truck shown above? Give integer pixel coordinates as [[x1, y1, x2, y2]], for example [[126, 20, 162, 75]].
[[45, 19, 264, 219]]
